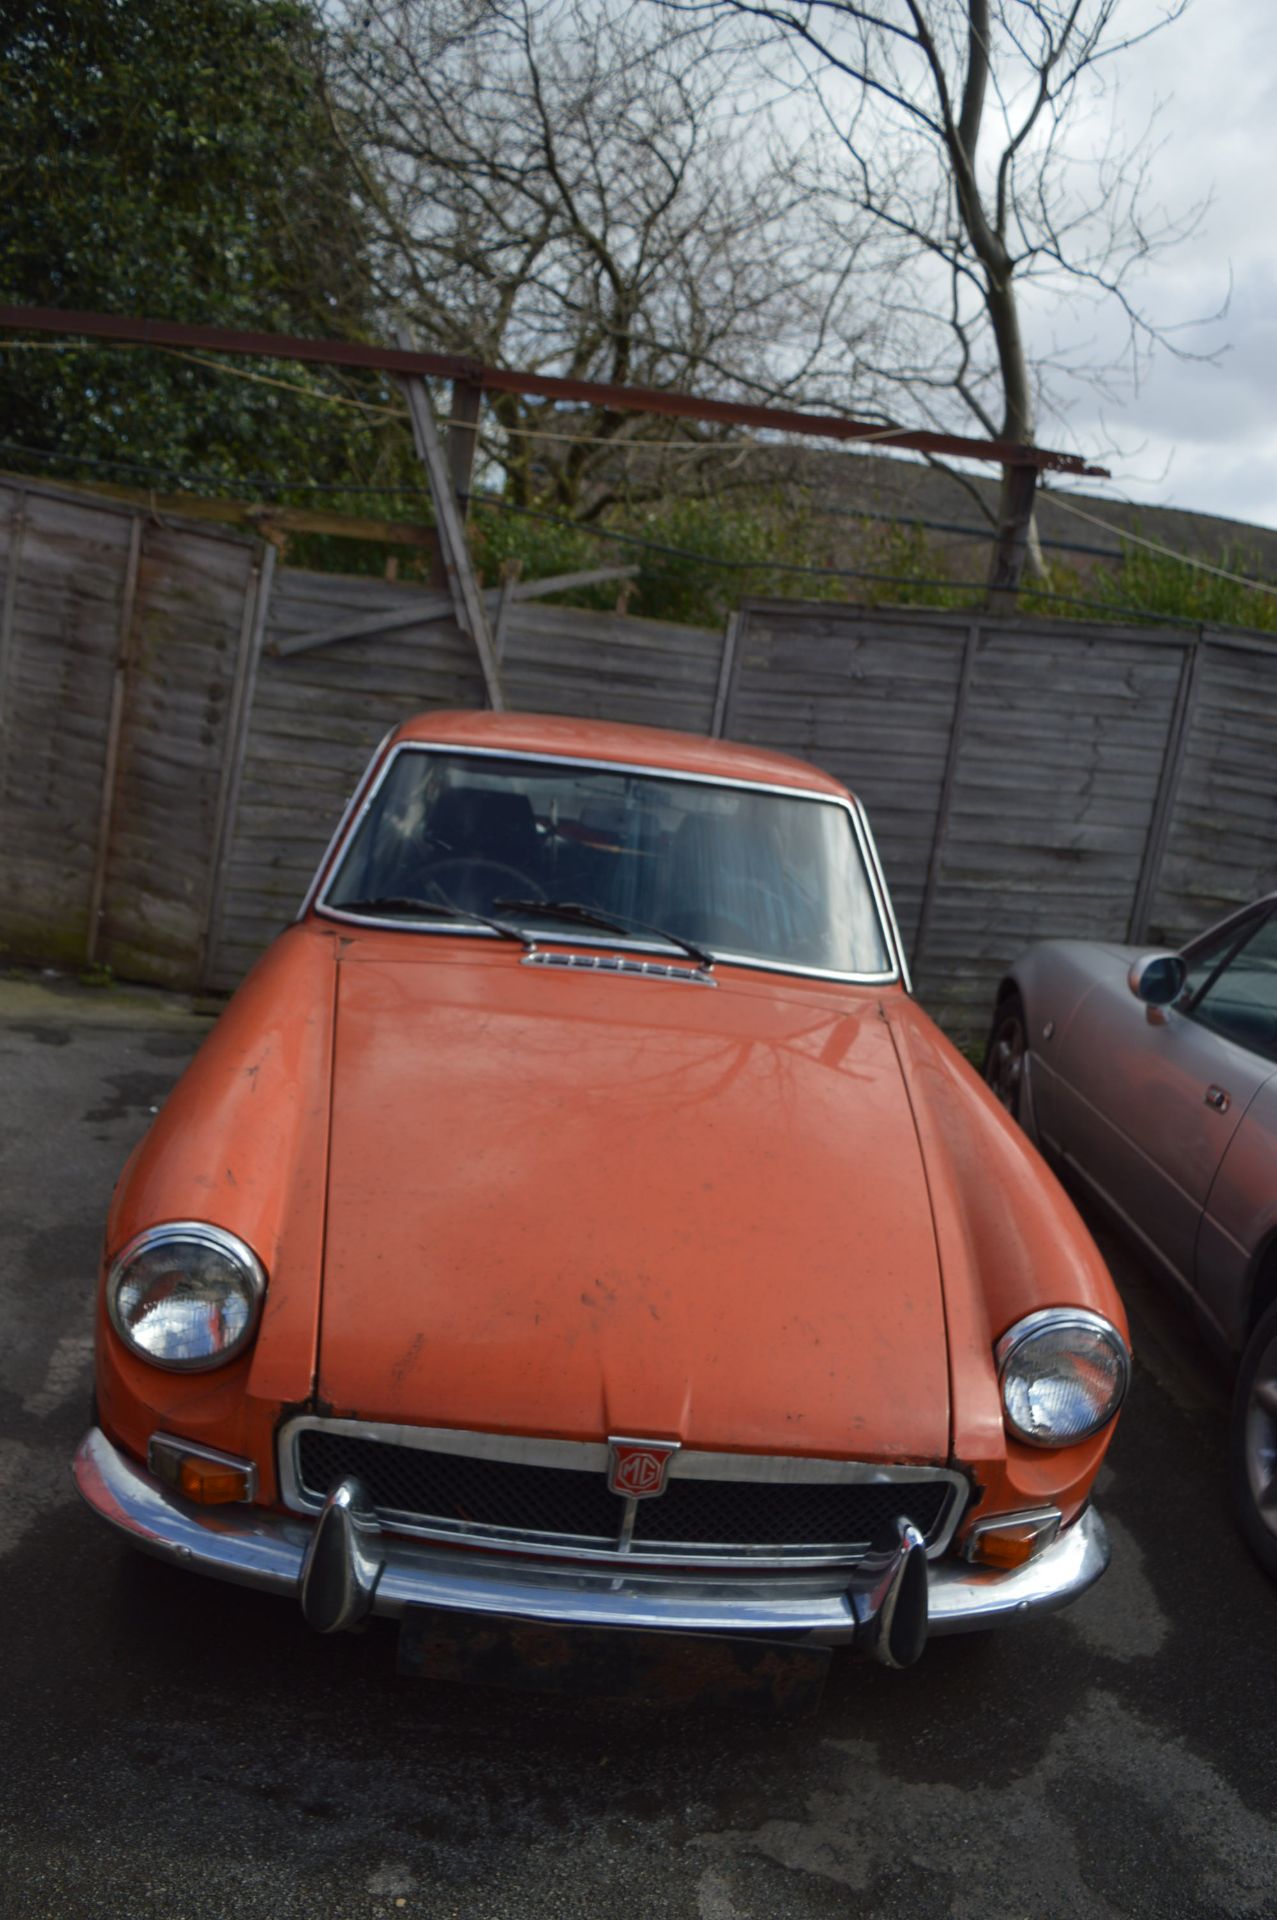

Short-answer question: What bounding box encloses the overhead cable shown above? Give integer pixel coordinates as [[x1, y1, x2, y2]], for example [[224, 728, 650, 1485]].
[[1042, 492, 1277, 600]]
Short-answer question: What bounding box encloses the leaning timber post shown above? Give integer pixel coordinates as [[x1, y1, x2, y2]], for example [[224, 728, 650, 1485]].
[[985, 459, 1038, 611], [435, 379, 482, 592], [393, 330, 505, 710], [448, 380, 483, 514]]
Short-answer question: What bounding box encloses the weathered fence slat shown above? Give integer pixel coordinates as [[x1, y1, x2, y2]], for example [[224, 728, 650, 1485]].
[[86, 515, 143, 965], [273, 593, 457, 657], [0, 488, 27, 732], [911, 622, 980, 973], [275, 565, 641, 660], [513, 565, 638, 601], [710, 613, 740, 738], [202, 544, 277, 986], [492, 562, 522, 666], [1126, 634, 1201, 944]]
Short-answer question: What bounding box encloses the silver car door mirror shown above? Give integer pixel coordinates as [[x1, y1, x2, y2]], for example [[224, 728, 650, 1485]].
[[1128, 953, 1187, 1006]]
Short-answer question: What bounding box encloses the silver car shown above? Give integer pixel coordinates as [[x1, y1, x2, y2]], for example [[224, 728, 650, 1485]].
[[985, 896, 1277, 1578]]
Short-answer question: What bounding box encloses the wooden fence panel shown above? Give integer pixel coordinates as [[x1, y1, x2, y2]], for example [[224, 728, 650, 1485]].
[[916, 623, 1186, 1028], [10, 475, 1277, 1036], [0, 483, 132, 966], [725, 604, 1197, 1034], [205, 566, 489, 989], [721, 604, 969, 954], [1147, 634, 1277, 944], [94, 520, 261, 986], [500, 601, 723, 734]]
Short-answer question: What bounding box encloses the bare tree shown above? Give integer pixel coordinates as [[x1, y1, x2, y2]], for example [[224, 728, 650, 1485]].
[[321, 0, 867, 514], [662, 0, 1207, 595]]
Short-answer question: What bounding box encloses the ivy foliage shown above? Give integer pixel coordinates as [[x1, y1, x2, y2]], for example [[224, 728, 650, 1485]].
[[0, 0, 397, 497]]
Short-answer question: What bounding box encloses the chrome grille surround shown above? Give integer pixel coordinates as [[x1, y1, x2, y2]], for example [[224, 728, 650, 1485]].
[[278, 1418, 970, 1571]]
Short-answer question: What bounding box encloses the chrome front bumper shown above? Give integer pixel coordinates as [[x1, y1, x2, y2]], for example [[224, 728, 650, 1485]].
[[73, 1426, 1109, 1654]]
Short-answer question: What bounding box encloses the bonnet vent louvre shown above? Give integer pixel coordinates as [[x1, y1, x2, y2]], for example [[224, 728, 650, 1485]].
[[522, 951, 715, 986]]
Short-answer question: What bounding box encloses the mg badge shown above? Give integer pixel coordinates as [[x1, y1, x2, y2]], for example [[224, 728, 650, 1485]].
[[607, 1437, 679, 1499]]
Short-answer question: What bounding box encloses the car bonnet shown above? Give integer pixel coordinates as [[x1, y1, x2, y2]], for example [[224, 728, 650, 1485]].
[[315, 940, 951, 1460]]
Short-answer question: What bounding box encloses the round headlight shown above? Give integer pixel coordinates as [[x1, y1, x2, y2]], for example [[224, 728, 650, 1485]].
[[107, 1223, 266, 1371], [996, 1308, 1129, 1449]]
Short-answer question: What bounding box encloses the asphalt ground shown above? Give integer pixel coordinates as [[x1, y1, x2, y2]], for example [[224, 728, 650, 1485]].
[[2, 971, 1276, 1920]]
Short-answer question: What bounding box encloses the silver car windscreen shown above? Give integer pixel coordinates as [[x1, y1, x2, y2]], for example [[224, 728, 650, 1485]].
[[322, 749, 893, 978]]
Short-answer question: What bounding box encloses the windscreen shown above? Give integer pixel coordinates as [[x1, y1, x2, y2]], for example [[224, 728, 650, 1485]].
[[324, 749, 893, 977]]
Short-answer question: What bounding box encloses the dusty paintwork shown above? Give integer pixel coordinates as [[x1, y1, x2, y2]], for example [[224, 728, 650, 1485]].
[[92, 711, 1126, 1545], [14, 974, 1277, 1914]]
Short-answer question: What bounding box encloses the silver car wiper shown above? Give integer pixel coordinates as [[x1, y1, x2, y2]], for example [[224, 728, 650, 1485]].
[[334, 895, 533, 948], [495, 897, 714, 970]]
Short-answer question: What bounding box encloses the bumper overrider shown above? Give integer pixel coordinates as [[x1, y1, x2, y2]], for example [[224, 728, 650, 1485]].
[[73, 1427, 1109, 1669]]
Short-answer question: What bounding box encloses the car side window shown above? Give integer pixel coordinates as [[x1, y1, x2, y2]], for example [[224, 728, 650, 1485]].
[[1184, 907, 1277, 1063], [1179, 912, 1262, 1002]]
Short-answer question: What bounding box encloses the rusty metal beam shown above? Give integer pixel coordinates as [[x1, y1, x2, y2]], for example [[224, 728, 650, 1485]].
[[0, 304, 1109, 476], [0, 469, 438, 549]]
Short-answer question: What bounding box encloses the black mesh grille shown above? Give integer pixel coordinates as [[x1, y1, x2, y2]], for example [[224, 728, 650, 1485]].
[[296, 1430, 623, 1540], [294, 1429, 959, 1556], [633, 1475, 953, 1548]]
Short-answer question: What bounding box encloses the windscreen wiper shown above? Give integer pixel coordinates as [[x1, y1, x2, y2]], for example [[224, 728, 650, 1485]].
[[333, 895, 533, 947], [494, 897, 714, 969]]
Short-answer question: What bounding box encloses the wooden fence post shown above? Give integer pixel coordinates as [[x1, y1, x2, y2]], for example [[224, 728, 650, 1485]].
[[448, 379, 483, 511], [710, 611, 741, 738], [86, 514, 144, 965], [493, 558, 523, 665], [394, 329, 505, 711], [0, 489, 27, 734], [201, 542, 277, 988], [1126, 631, 1204, 945], [911, 621, 981, 977]]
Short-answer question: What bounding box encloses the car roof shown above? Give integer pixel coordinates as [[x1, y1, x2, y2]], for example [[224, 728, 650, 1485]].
[[388, 710, 853, 800]]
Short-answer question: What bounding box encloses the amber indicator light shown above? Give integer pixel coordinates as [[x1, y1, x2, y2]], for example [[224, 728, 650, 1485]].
[[971, 1528, 1038, 1570], [967, 1513, 1060, 1570], [177, 1456, 252, 1505], [149, 1435, 255, 1505]]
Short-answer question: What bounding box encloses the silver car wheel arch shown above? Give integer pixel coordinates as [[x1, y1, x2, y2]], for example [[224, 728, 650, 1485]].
[[986, 988, 1039, 1143], [1241, 1320, 1277, 1540]]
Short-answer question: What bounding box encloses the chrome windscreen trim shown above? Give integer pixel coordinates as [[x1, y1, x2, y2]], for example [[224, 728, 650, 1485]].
[[858, 805, 913, 996], [277, 1417, 970, 1567], [308, 740, 905, 985], [296, 725, 396, 920]]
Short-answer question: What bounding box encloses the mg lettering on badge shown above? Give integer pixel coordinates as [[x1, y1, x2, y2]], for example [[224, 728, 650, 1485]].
[[607, 1437, 680, 1499]]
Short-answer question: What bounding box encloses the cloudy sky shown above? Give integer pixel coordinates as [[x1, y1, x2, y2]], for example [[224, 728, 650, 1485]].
[[1047, 1, 1277, 530]]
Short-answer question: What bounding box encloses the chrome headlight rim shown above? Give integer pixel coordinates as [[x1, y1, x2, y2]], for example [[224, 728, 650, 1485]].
[[995, 1306, 1130, 1451], [106, 1220, 267, 1374]]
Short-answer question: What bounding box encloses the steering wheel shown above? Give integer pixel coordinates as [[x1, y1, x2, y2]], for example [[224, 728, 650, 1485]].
[[416, 858, 547, 906]]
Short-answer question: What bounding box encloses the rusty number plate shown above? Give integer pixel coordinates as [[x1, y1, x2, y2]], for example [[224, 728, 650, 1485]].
[[398, 1610, 831, 1716]]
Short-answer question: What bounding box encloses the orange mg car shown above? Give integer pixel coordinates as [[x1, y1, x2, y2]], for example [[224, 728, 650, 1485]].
[[74, 712, 1128, 1684]]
